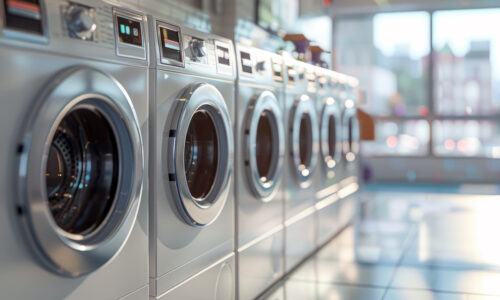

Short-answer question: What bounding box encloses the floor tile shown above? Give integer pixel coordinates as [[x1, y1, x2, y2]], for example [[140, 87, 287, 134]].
[[291, 258, 396, 288], [283, 280, 385, 300], [383, 288, 464, 300], [390, 266, 500, 295]]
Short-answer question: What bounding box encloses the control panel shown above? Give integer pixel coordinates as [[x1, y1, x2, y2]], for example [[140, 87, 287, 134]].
[[3, 0, 45, 36], [156, 21, 234, 76]]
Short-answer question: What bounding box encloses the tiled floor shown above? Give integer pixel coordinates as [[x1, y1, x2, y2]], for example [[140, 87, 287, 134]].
[[261, 185, 500, 300]]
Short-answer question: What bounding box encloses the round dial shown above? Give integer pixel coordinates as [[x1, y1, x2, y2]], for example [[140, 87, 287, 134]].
[[256, 61, 266, 72], [189, 39, 207, 60], [65, 5, 97, 40]]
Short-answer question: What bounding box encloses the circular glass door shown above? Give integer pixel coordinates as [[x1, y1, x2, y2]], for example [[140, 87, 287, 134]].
[[18, 67, 143, 277], [319, 97, 342, 172], [166, 83, 233, 227], [244, 91, 285, 201], [343, 107, 360, 162], [289, 94, 319, 187]]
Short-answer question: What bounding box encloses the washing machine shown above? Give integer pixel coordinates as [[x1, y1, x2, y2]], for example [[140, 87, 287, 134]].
[[147, 16, 235, 299], [313, 67, 344, 246], [235, 44, 286, 300], [336, 75, 361, 230], [0, 1, 149, 299], [282, 56, 320, 272]]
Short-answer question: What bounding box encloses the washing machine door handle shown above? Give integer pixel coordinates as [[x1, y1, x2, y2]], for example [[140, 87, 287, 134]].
[[165, 82, 233, 227]]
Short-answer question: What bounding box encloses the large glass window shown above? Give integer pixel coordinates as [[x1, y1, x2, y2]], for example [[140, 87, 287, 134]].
[[335, 8, 500, 158], [335, 12, 430, 117], [433, 9, 500, 116]]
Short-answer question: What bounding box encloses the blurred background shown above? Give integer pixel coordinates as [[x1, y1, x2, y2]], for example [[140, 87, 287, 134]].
[[137, 0, 500, 184]]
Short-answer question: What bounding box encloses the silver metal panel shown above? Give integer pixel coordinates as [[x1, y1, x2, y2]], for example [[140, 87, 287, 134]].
[[238, 229, 284, 300], [284, 212, 316, 272], [0, 43, 148, 299], [157, 254, 235, 300]]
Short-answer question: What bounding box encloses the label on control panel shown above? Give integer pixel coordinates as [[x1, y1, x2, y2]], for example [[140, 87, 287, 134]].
[[158, 22, 183, 66], [4, 0, 44, 35], [240, 51, 252, 74], [214, 40, 232, 76]]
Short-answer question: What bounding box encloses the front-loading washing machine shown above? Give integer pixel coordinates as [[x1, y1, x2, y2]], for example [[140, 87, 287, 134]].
[[337, 75, 361, 230], [0, 1, 149, 299], [235, 44, 286, 300], [147, 16, 235, 299], [282, 56, 320, 272], [313, 67, 344, 246]]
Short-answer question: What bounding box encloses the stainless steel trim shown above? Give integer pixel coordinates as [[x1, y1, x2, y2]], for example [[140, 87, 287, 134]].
[[17, 66, 144, 277], [289, 94, 319, 188], [244, 91, 285, 202], [165, 83, 233, 227]]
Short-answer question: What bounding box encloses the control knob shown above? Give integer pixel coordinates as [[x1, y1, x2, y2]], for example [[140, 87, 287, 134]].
[[256, 60, 266, 72], [189, 39, 206, 61], [65, 5, 96, 40]]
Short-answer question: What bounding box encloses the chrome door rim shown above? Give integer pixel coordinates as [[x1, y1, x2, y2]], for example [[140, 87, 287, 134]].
[[165, 83, 233, 227], [244, 91, 285, 202], [342, 107, 360, 162], [289, 94, 319, 188], [17, 66, 143, 277], [320, 97, 342, 171]]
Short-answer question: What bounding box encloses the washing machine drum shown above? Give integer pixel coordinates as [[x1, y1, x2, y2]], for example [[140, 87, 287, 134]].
[[289, 94, 319, 187], [18, 67, 144, 277], [244, 91, 285, 201], [165, 83, 233, 227]]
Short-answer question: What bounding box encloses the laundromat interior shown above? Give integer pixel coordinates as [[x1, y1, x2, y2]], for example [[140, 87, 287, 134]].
[[1, 0, 500, 299]]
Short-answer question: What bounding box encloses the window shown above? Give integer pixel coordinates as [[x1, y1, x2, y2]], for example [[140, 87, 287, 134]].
[[433, 9, 500, 116], [335, 8, 500, 158], [335, 12, 430, 117]]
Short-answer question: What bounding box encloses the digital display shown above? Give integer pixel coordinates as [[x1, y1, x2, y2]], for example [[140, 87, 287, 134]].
[[217, 45, 230, 66], [117, 16, 142, 47], [159, 25, 182, 63], [240, 51, 252, 74]]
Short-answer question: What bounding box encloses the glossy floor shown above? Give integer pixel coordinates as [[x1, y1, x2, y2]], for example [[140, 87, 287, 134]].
[[261, 185, 500, 300]]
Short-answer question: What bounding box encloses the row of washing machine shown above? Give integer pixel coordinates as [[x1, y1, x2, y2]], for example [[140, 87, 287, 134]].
[[0, 1, 360, 299]]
